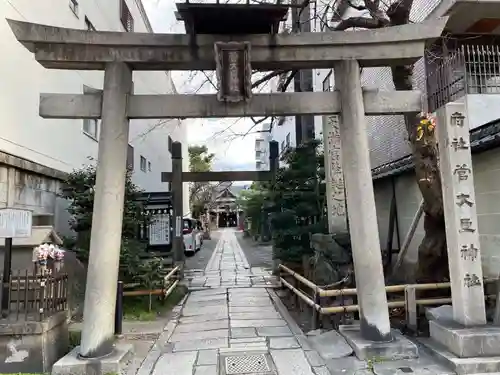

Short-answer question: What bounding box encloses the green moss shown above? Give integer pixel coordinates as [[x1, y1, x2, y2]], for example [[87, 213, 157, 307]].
[[68, 330, 82, 350]]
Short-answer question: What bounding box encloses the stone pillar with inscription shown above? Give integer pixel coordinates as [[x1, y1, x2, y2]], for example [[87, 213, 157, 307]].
[[426, 102, 500, 363], [436, 102, 486, 326], [323, 115, 347, 233]]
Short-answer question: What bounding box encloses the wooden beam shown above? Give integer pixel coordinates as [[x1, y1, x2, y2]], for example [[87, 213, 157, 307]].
[[39, 91, 422, 119], [7, 18, 448, 70], [161, 171, 273, 182]]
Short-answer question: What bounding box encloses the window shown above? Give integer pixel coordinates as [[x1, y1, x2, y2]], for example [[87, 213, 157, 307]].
[[84, 16, 96, 31], [69, 0, 78, 17], [83, 119, 98, 139], [82, 85, 100, 140], [148, 161, 151, 172], [120, 0, 134, 32], [127, 144, 134, 170], [140, 156, 147, 172]]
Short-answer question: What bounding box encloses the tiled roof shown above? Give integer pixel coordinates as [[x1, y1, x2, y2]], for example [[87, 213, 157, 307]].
[[372, 119, 500, 180]]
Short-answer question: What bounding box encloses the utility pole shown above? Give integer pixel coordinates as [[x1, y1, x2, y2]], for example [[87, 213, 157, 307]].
[[291, 0, 315, 145]]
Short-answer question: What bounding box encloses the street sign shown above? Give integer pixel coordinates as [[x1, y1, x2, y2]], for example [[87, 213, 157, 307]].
[[0, 208, 32, 238]]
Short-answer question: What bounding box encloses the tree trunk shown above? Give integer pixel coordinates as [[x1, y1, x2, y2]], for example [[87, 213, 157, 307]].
[[391, 65, 449, 282]]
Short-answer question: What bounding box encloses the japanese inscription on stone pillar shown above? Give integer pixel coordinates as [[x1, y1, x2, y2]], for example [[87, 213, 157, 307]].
[[436, 102, 486, 326], [322, 115, 347, 233]]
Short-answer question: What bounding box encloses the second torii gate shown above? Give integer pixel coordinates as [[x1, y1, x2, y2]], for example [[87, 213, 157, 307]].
[[6, 5, 448, 371]]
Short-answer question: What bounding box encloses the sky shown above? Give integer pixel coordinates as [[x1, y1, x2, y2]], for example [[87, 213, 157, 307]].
[[142, 0, 259, 174]]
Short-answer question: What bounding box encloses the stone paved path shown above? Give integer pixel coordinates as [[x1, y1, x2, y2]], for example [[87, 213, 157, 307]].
[[136, 229, 329, 375]]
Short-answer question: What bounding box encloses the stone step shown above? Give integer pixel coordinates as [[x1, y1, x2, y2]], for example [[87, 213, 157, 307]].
[[418, 338, 500, 375]]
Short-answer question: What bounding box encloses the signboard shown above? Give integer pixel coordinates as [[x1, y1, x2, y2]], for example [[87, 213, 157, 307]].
[[148, 213, 170, 246], [0, 208, 32, 238]]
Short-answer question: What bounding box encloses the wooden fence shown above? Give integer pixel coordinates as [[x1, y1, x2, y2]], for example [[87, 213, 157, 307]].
[[1, 269, 69, 321]]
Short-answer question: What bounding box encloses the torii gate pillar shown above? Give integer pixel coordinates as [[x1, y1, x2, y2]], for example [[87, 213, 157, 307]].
[[335, 60, 392, 342], [79, 62, 133, 358]]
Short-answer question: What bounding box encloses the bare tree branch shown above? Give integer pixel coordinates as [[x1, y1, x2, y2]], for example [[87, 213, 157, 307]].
[[252, 70, 287, 88], [345, 0, 367, 11], [333, 16, 384, 30]]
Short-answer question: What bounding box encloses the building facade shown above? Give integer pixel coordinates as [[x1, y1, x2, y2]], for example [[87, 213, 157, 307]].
[[255, 123, 272, 170], [267, 0, 500, 279], [321, 0, 500, 279], [1, 0, 190, 233]]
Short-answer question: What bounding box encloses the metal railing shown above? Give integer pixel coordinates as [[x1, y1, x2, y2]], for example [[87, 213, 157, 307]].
[[279, 264, 496, 331], [427, 44, 500, 112], [0, 269, 69, 321]]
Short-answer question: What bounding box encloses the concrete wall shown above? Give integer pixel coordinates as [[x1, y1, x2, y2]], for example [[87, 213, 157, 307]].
[[0, 312, 69, 373], [374, 147, 500, 280], [0, 0, 187, 199], [0, 155, 73, 237]]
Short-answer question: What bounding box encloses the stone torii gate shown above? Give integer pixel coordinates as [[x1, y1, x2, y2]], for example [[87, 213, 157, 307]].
[[7, 8, 449, 371]]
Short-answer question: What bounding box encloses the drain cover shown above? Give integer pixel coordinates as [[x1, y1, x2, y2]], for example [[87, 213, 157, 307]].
[[224, 354, 271, 374]]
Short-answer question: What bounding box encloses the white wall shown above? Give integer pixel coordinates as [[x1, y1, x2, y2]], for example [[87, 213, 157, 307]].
[[0, 0, 187, 206]]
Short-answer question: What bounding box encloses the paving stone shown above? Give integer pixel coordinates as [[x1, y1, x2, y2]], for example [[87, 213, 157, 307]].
[[229, 306, 278, 313], [270, 337, 300, 349], [231, 319, 287, 328], [257, 326, 293, 337], [313, 366, 332, 375], [231, 342, 269, 350], [307, 330, 353, 359], [180, 313, 228, 324], [229, 299, 273, 307], [188, 294, 227, 302], [136, 349, 161, 375], [297, 335, 313, 350], [219, 346, 269, 355], [271, 349, 316, 375], [175, 320, 229, 333], [173, 337, 229, 352], [325, 357, 368, 375], [194, 365, 217, 375], [305, 350, 326, 367], [230, 312, 281, 320], [170, 329, 229, 342], [229, 294, 270, 300], [231, 327, 258, 338], [182, 306, 228, 316], [229, 289, 268, 295], [152, 351, 197, 375], [230, 337, 267, 344], [197, 349, 218, 366], [185, 300, 226, 308]]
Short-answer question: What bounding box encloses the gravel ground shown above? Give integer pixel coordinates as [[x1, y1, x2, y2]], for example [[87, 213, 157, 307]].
[[184, 230, 220, 271], [234, 231, 273, 269]]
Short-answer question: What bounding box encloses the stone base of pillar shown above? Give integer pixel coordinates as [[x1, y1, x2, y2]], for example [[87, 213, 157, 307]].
[[339, 324, 418, 361], [51, 344, 132, 375], [418, 337, 500, 374], [429, 318, 500, 358]]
